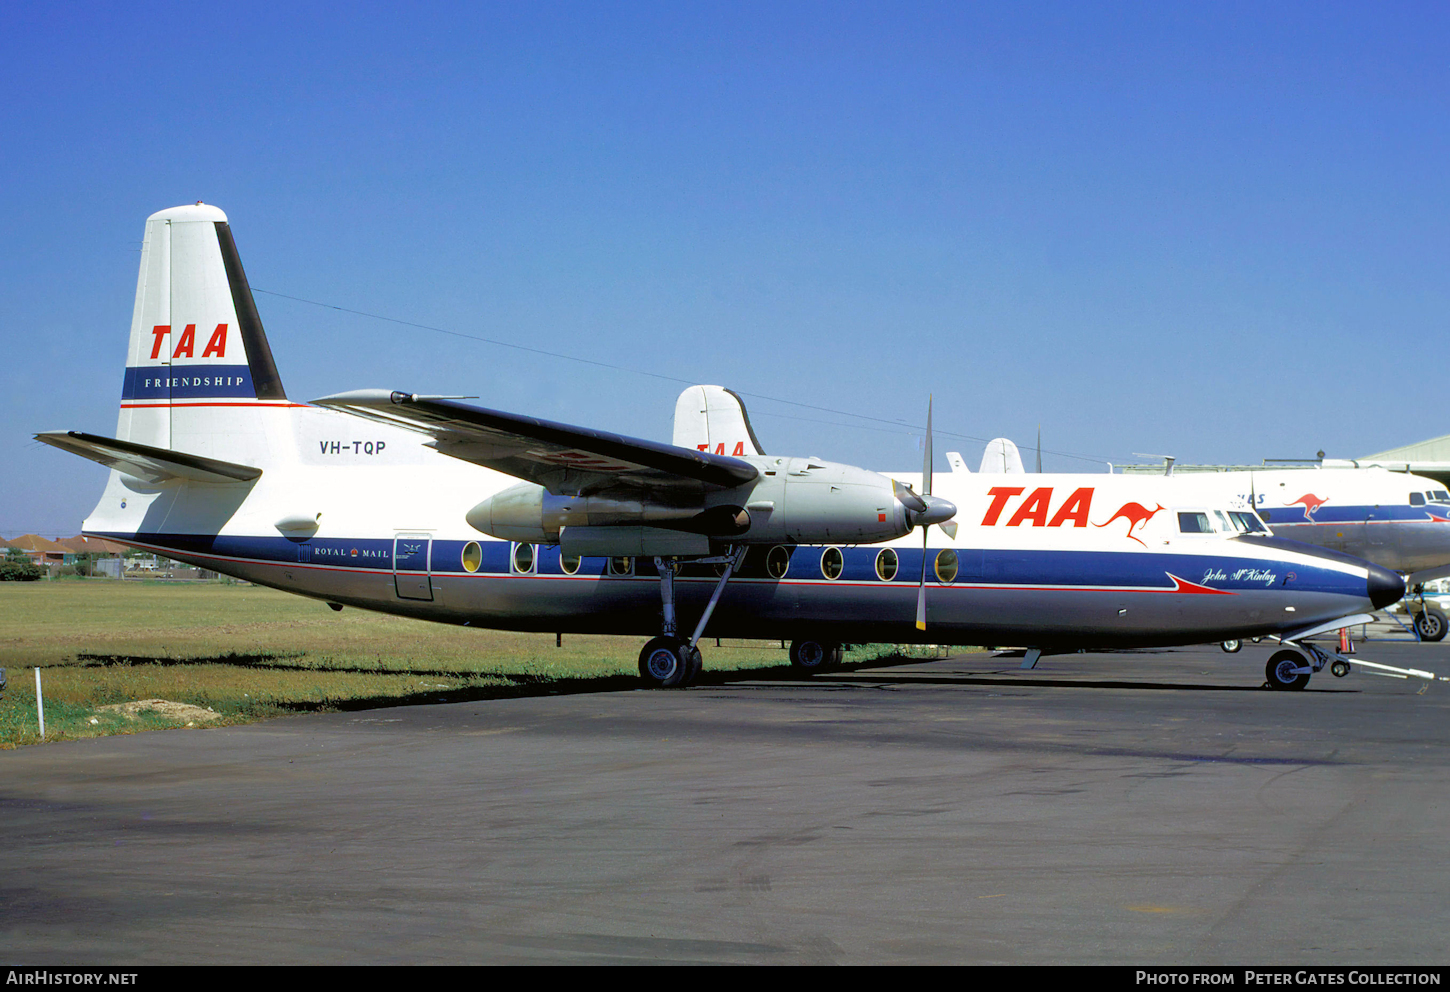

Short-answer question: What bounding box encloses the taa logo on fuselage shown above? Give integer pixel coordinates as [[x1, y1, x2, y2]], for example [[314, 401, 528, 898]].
[[982, 487, 1166, 546]]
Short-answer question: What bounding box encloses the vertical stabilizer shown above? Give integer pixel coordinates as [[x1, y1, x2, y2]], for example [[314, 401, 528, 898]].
[[116, 204, 287, 458], [979, 438, 1025, 474], [672, 385, 766, 456]]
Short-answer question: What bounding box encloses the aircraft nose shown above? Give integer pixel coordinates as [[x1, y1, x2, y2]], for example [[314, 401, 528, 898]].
[[1367, 564, 1405, 610]]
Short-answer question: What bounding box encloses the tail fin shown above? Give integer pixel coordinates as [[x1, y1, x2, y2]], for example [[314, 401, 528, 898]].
[[672, 385, 766, 457], [118, 203, 287, 453], [979, 438, 1025, 474]]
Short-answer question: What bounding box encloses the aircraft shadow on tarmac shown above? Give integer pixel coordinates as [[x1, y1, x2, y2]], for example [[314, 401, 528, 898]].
[[67, 648, 1352, 717]]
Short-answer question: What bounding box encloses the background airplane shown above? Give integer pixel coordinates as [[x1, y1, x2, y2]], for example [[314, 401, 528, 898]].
[[974, 439, 1450, 639], [37, 205, 1405, 692]]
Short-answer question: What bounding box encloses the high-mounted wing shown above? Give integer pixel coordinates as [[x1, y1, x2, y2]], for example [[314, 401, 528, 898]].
[[313, 390, 759, 498]]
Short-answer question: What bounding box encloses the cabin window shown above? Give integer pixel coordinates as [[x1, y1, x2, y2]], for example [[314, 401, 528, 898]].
[[934, 549, 959, 584], [1177, 512, 1212, 534], [461, 542, 483, 573], [608, 556, 632, 576], [512, 543, 535, 574], [875, 548, 898, 581], [766, 545, 791, 579], [560, 552, 581, 575], [820, 547, 844, 580], [1410, 492, 1427, 506]]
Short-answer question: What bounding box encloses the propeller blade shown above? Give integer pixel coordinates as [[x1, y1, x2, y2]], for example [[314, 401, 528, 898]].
[[916, 526, 928, 631], [922, 395, 933, 497], [917, 394, 934, 631]]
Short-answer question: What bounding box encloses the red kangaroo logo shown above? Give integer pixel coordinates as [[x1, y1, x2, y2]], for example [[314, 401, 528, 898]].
[[1286, 494, 1329, 519], [1096, 502, 1166, 547]]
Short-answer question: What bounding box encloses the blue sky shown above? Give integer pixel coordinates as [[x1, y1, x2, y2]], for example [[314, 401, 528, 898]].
[[4, 2, 1448, 535]]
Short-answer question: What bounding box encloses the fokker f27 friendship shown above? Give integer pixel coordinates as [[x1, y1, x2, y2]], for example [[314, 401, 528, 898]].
[[39, 205, 1408, 691]]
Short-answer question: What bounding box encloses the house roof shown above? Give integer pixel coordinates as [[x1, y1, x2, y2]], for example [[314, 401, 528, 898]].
[[55, 535, 130, 554], [4, 534, 68, 553]]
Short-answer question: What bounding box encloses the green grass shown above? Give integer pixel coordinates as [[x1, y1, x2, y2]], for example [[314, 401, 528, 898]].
[[0, 582, 936, 747]]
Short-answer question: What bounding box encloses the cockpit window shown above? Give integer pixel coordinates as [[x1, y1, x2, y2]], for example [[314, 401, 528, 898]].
[[1178, 512, 1212, 534], [1410, 492, 1427, 506], [1434, 490, 1450, 501], [1214, 510, 1234, 532], [1231, 511, 1267, 534]]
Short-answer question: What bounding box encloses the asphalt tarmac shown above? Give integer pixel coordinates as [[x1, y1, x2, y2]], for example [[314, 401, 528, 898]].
[[4, 642, 1449, 965]]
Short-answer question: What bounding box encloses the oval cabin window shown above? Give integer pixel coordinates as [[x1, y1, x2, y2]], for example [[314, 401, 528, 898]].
[[875, 548, 898, 581], [766, 546, 791, 579], [461, 542, 483, 573], [934, 549, 958, 584], [512, 543, 535, 574], [820, 547, 844, 580]]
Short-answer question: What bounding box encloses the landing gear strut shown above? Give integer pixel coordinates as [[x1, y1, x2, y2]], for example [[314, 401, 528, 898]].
[[637, 547, 747, 689]]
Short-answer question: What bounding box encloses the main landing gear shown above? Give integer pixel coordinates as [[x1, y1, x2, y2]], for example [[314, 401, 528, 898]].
[[637, 547, 748, 689], [789, 638, 843, 671], [1413, 606, 1448, 642]]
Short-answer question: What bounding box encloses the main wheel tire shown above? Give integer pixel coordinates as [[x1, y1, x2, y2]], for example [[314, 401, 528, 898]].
[[789, 638, 843, 671], [1414, 607, 1448, 642], [638, 636, 690, 688], [1221, 639, 1242, 653], [1265, 650, 1311, 691], [682, 643, 703, 686]]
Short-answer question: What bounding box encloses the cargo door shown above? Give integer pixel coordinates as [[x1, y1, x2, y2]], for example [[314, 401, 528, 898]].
[[393, 534, 433, 601]]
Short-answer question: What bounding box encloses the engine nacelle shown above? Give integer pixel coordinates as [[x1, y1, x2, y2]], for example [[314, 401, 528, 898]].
[[465, 485, 712, 544], [464, 455, 954, 550]]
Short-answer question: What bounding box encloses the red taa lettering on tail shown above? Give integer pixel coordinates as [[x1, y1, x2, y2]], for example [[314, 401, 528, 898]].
[[149, 325, 170, 359], [201, 323, 227, 358], [1096, 502, 1166, 547], [171, 323, 196, 358], [1287, 494, 1329, 518]]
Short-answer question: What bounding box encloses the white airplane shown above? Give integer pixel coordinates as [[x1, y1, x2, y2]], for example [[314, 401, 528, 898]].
[[37, 204, 1406, 692], [980, 439, 1450, 640]]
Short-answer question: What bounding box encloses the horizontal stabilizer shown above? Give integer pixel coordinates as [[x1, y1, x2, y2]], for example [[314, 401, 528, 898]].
[[35, 431, 262, 485]]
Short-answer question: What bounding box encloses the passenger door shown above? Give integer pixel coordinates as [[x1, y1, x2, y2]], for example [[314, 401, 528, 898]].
[[393, 534, 433, 601]]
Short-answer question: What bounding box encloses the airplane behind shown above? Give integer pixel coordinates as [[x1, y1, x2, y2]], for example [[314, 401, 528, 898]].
[[37, 204, 1407, 692], [974, 443, 1450, 639]]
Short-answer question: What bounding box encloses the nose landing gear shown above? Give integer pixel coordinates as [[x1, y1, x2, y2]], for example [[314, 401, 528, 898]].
[[1265, 649, 1312, 691]]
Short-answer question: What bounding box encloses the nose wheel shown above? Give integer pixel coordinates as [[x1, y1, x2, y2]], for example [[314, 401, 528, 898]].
[[1265, 649, 1311, 691]]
